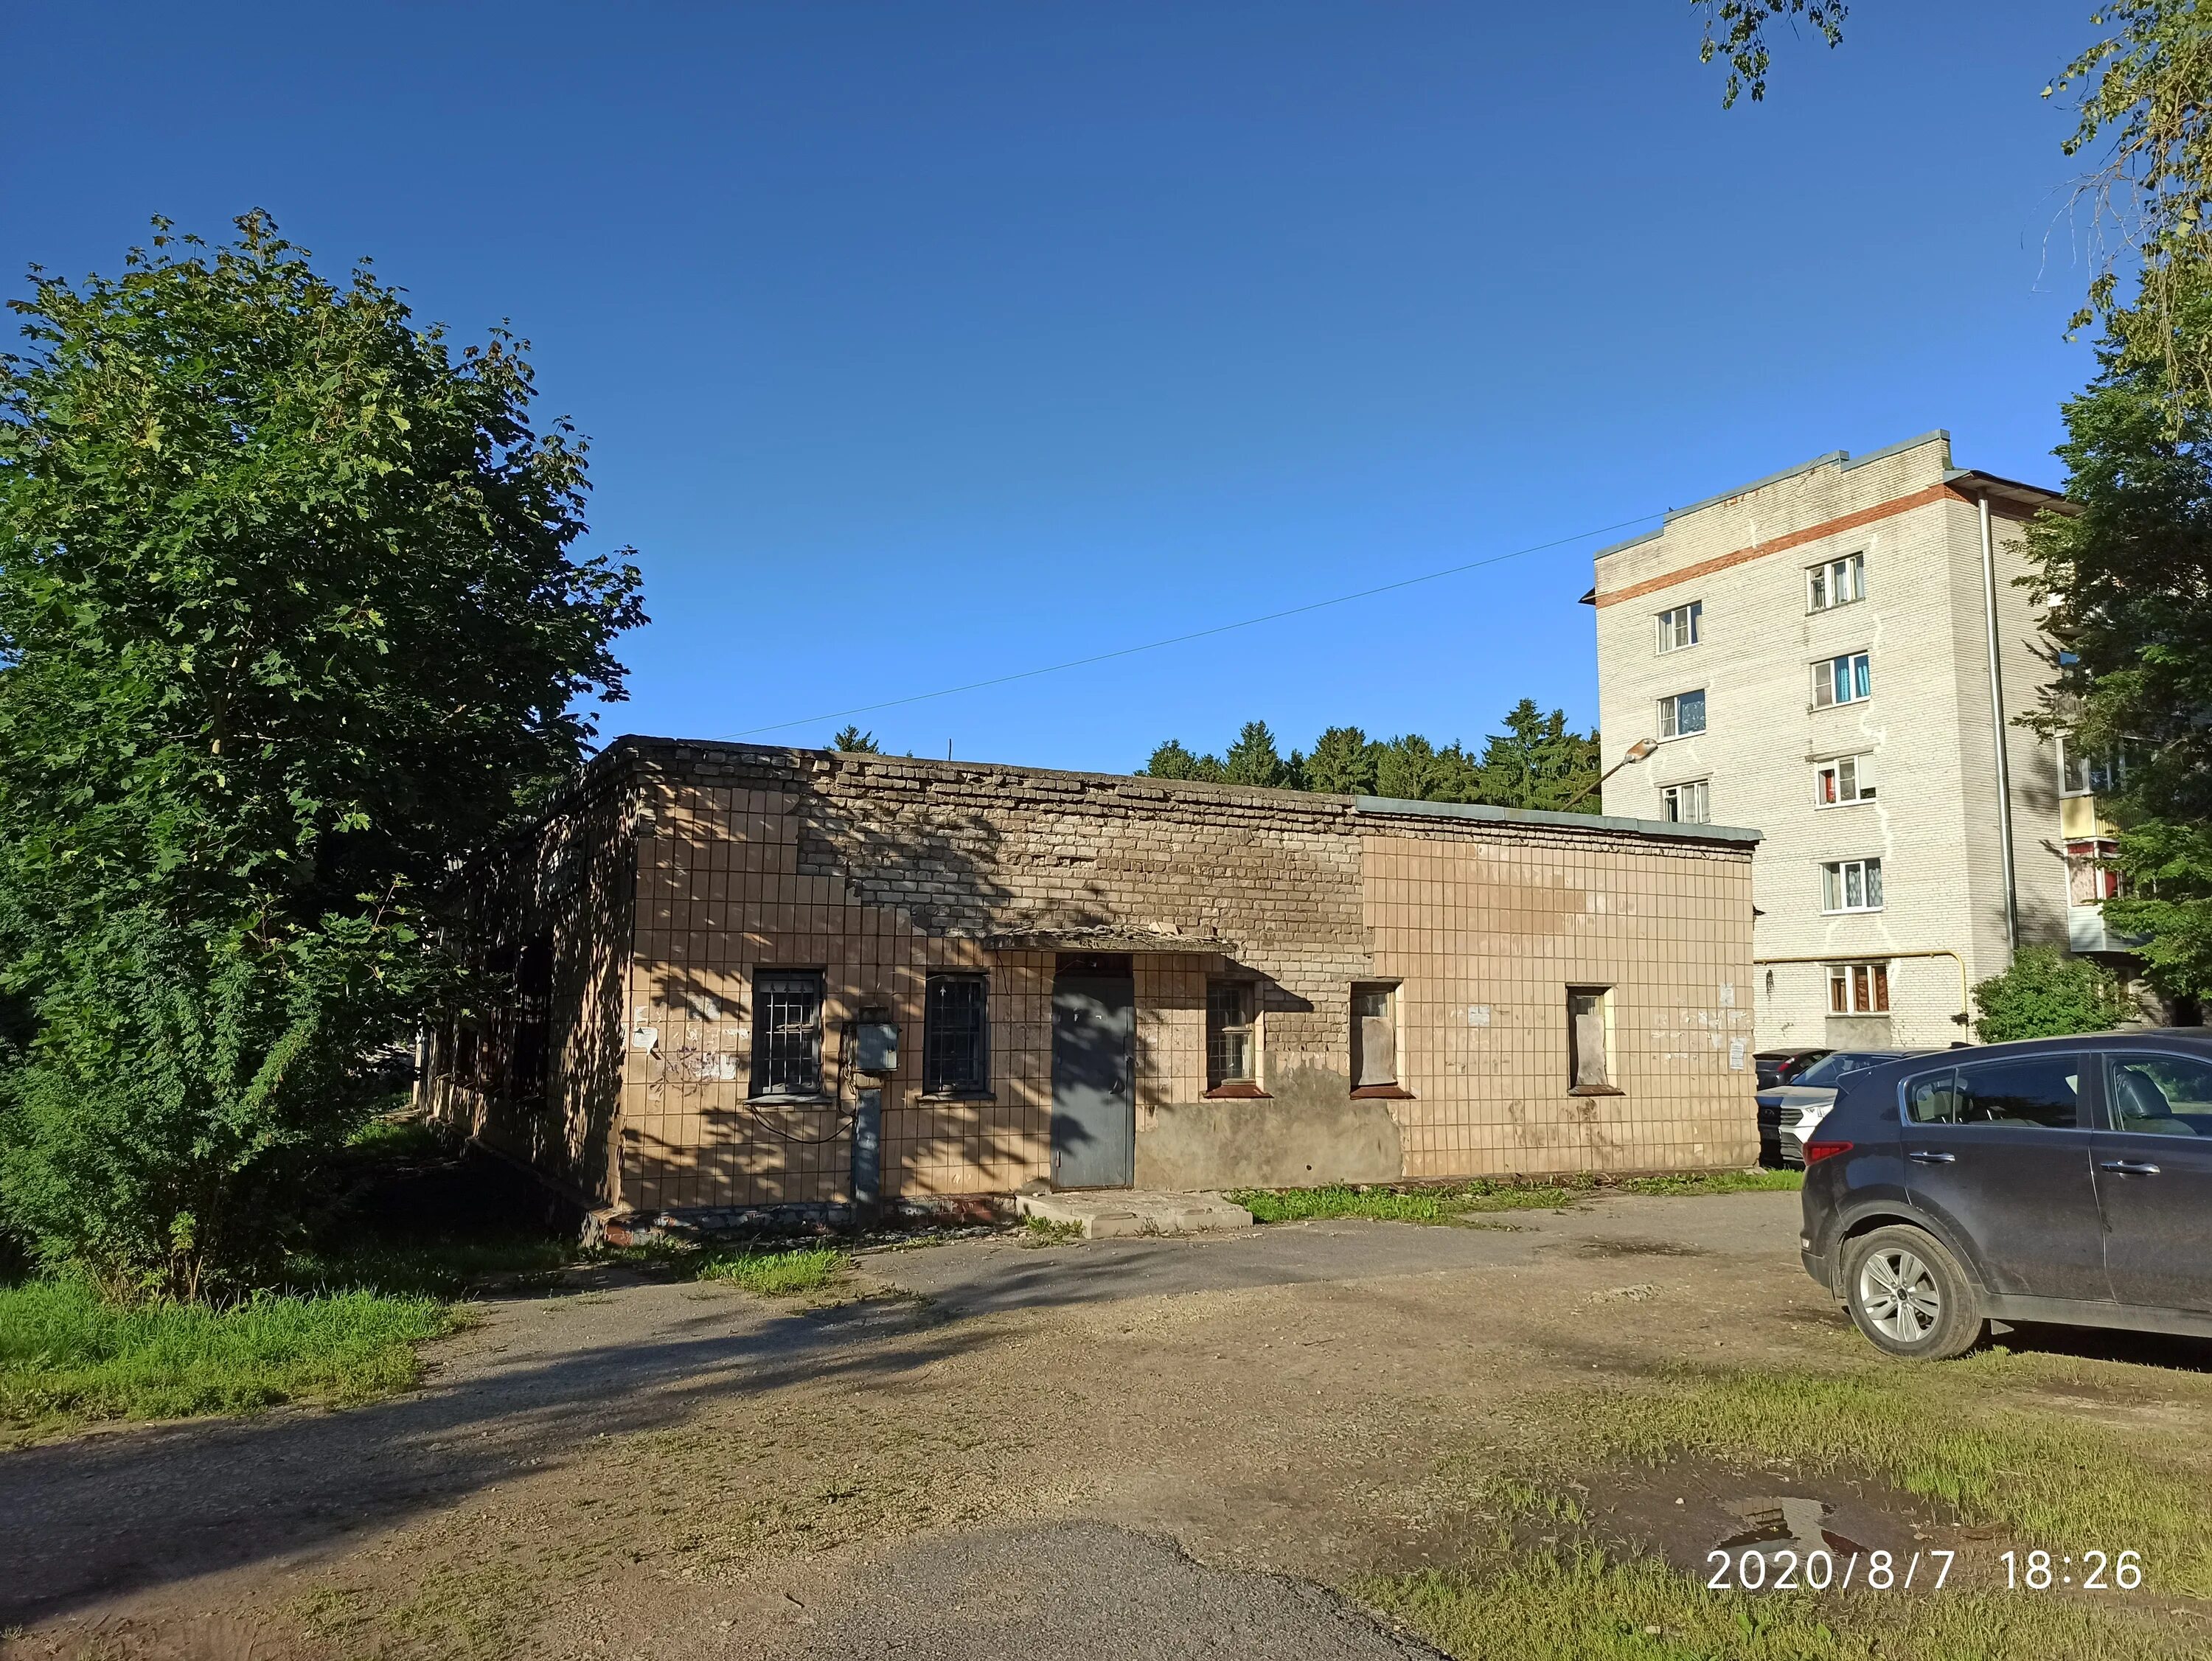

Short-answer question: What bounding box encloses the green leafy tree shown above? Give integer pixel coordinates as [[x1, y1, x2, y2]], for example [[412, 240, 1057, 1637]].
[[1695, 0, 1847, 107], [0, 215, 644, 1294], [1474, 699, 1601, 812], [1372, 734, 1437, 803], [1138, 739, 1223, 782], [1303, 725, 1379, 796], [1220, 720, 1293, 788], [830, 725, 880, 753], [1972, 947, 2132, 1042]]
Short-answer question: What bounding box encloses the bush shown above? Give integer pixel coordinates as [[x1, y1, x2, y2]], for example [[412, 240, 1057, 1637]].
[[1972, 945, 2132, 1042]]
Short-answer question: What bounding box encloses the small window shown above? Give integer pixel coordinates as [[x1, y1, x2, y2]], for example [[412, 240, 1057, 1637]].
[[753, 971, 825, 1097], [2059, 739, 2126, 798], [1567, 986, 1614, 1093], [1820, 857, 1884, 913], [1657, 689, 1706, 739], [2104, 1054, 2212, 1136], [923, 973, 990, 1095], [1807, 551, 1865, 611], [1826, 961, 1890, 1014], [1655, 601, 1703, 653], [1815, 754, 1875, 806], [2067, 839, 2122, 905], [1352, 983, 1398, 1090], [1660, 779, 1710, 823], [1207, 980, 1258, 1089], [1812, 652, 1871, 709]]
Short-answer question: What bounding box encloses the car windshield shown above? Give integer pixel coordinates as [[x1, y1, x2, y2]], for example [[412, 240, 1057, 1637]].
[[1793, 1051, 1896, 1088]]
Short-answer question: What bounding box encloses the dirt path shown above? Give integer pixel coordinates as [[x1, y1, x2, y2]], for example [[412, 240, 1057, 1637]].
[[3, 1193, 1866, 1658]]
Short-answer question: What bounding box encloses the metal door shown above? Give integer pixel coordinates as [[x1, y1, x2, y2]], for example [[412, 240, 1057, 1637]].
[[2093, 1050, 2212, 1312], [1051, 969, 1134, 1188], [1899, 1052, 2105, 1301]]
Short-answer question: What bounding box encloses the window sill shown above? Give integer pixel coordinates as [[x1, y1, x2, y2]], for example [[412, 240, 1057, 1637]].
[[1813, 799, 1876, 809], [1809, 703, 1871, 714], [1568, 1084, 1627, 1098], [1820, 909, 1885, 917], [1654, 731, 1703, 744], [916, 1091, 995, 1104], [1203, 1082, 1270, 1100], [1350, 1084, 1415, 1100], [748, 1093, 834, 1107]]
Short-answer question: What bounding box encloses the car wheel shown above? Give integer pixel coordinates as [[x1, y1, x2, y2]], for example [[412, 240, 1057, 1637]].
[[1842, 1225, 1984, 1361]]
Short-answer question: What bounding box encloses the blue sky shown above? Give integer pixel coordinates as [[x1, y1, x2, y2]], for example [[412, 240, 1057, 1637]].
[[4, 1, 2104, 772]]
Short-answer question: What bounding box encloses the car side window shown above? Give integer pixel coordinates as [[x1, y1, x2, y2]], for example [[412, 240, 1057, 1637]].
[[1952, 1055, 2084, 1131], [2104, 1053, 2212, 1138], [1904, 1068, 1961, 1124]]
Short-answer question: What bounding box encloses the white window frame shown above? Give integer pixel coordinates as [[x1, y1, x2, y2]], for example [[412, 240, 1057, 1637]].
[[1812, 651, 1871, 710], [1814, 754, 1875, 807], [1657, 688, 1707, 739], [2057, 737, 2125, 798], [1820, 857, 1885, 914], [1655, 600, 1703, 655], [1806, 551, 1866, 613], [1660, 779, 1710, 823]]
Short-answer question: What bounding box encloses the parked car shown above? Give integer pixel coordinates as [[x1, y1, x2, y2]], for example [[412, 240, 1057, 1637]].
[[1758, 1048, 1943, 1166], [1800, 1031, 2212, 1359], [1755, 1048, 1832, 1090]]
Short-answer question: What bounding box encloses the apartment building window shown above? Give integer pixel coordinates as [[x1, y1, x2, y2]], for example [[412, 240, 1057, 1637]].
[[1655, 601, 1702, 653], [2059, 739, 2126, 797], [1821, 857, 1885, 914], [923, 972, 990, 1095], [1812, 652, 1871, 709], [1352, 983, 1399, 1091], [752, 970, 825, 1098], [1815, 755, 1875, 806], [1660, 779, 1710, 823], [1567, 986, 1615, 1093], [1657, 688, 1706, 739], [1808, 551, 1865, 611], [2067, 840, 2123, 905], [1828, 961, 1891, 1014], [1207, 979, 1259, 1091]]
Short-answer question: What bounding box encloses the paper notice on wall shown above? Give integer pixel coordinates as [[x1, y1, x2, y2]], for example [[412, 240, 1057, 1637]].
[[1719, 981, 1736, 1008], [630, 1024, 658, 1052], [1467, 1004, 1492, 1028], [1728, 1038, 1747, 1071]]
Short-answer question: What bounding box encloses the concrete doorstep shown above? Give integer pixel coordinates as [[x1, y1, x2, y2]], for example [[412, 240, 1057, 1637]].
[[1015, 1188, 1255, 1240]]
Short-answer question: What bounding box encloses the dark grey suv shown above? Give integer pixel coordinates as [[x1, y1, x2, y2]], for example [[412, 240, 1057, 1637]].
[[1799, 1031, 2212, 1359]]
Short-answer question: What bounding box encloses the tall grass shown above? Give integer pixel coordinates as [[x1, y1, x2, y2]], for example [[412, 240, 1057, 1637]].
[[695, 1244, 849, 1295], [0, 1277, 452, 1444], [1228, 1169, 1800, 1225]]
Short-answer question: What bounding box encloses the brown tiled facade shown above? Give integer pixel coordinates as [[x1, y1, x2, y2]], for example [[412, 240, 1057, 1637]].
[[423, 739, 1762, 1223]]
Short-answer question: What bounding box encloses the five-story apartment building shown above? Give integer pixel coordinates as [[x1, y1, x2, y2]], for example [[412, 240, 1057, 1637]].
[[1590, 431, 2124, 1050]]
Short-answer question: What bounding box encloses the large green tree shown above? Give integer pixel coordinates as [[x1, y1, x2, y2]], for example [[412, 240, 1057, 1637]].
[[0, 215, 644, 1292]]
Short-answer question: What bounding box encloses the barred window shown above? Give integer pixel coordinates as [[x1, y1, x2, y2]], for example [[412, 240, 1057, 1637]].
[[1207, 981, 1256, 1088], [753, 971, 824, 1097], [925, 974, 990, 1094]]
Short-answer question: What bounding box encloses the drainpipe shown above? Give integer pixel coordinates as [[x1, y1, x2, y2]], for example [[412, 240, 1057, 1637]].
[[1979, 494, 2020, 957]]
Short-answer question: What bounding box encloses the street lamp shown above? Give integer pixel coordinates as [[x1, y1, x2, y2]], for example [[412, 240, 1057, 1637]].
[[1564, 737, 1658, 811]]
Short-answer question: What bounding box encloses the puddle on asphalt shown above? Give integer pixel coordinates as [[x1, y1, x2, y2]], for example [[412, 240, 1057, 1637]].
[[1575, 1238, 1710, 1259]]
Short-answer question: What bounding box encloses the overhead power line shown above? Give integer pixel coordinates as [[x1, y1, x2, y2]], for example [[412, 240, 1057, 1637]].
[[709, 509, 1660, 742]]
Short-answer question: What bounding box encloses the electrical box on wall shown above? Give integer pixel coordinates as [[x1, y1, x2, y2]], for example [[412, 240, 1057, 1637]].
[[855, 1019, 899, 1075]]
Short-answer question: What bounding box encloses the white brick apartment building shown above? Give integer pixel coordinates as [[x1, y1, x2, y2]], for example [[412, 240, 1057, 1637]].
[[1589, 431, 2126, 1051]]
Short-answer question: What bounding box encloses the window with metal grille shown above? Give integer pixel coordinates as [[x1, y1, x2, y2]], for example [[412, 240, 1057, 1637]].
[[924, 973, 990, 1094], [1207, 981, 1256, 1088], [1820, 857, 1884, 913], [752, 971, 825, 1097]]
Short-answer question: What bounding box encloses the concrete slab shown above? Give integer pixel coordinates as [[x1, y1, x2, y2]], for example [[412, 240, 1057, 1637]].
[[1015, 1188, 1253, 1239]]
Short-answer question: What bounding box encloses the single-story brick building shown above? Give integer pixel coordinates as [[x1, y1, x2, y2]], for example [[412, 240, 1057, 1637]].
[[421, 739, 1762, 1229]]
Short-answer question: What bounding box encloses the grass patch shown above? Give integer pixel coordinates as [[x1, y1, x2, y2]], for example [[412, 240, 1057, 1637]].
[[1228, 1169, 1799, 1225], [1020, 1215, 1086, 1247], [695, 1243, 849, 1296], [0, 1277, 452, 1446], [281, 1233, 577, 1300]]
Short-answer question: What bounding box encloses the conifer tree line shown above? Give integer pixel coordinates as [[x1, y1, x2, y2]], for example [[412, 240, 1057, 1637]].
[[1138, 698, 1600, 812]]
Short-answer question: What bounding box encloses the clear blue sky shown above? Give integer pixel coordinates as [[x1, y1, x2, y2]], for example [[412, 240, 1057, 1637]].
[[4, 1, 2103, 773]]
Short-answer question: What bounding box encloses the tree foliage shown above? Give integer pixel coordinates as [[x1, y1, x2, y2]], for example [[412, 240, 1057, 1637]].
[[1972, 946, 2132, 1043], [1694, 0, 1846, 108], [1137, 701, 1599, 811], [0, 215, 644, 1292], [830, 725, 881, 753]]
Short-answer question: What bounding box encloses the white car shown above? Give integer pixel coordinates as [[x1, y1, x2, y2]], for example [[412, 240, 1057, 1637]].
[[1758, 1049, 1948, 1165]]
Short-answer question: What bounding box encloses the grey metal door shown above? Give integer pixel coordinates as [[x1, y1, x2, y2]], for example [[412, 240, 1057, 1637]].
[[1051, 971, 1134, 1188]]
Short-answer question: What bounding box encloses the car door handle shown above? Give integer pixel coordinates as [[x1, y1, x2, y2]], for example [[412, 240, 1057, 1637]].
[[2098, 1159, 2162, 1175], [1907, 1151, 1957, 1165]]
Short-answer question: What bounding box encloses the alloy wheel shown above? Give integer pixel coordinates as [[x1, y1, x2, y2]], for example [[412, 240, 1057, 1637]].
[[1857, 1247, 1941, 1343]]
